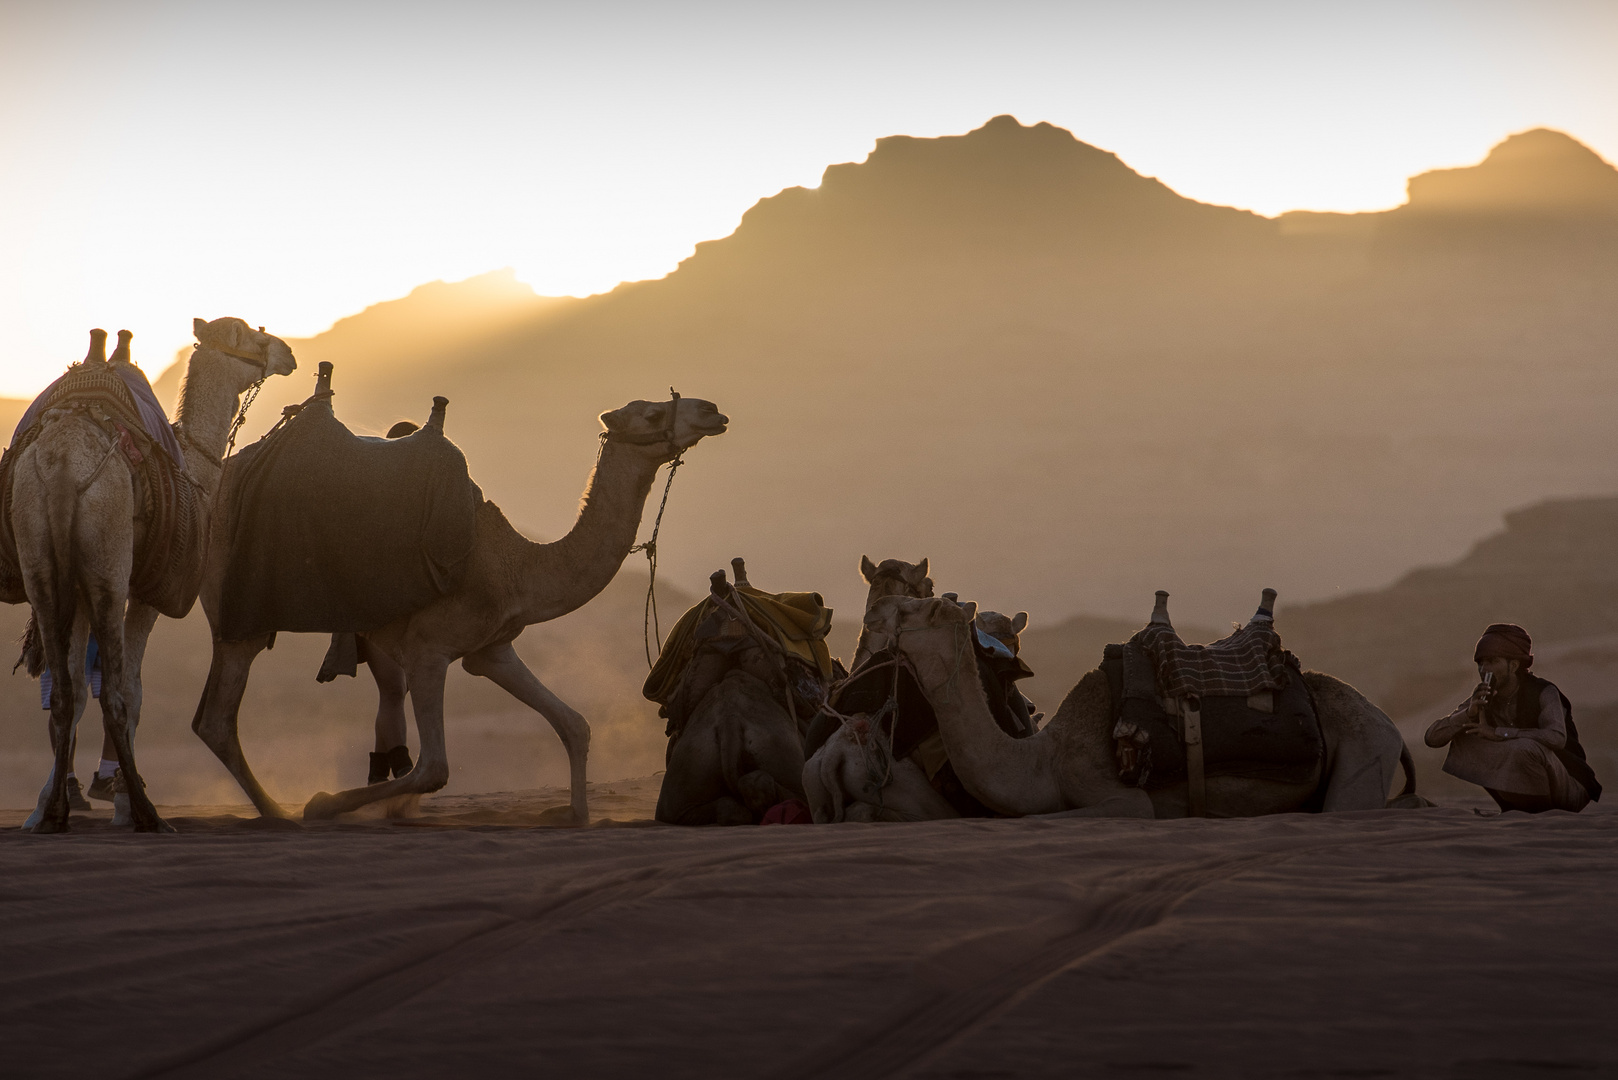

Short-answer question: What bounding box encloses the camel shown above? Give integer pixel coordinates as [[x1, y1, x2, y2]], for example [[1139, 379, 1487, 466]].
[[973, 609, 1028, 655], [863, 593, 1413, 819], [802, 711, 958, 823], [800, 559, 968, 824], [191, 394, 728, 824], [851, 555, 932, 671], [653, 561, 822, 825], [13, 319, 297, 832], [657, 668, 808, 825]]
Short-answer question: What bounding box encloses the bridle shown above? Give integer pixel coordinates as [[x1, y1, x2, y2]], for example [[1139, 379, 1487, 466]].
[[181, 330, 277, 479], [601, 389, 682, 449], [602, 389, 686, 668], [864, 607, 972, 704]]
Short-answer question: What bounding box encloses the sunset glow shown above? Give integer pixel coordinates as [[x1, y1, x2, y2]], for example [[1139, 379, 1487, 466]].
[[2, 0, 1616, 396]]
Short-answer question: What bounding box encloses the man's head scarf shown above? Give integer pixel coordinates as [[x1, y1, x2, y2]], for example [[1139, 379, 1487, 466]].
[[1474, 623, 1533, 668]]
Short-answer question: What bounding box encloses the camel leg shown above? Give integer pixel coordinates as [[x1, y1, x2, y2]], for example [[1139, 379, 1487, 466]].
[[87, 586, 169, 833], [462, 643, 591, 824], [108, 601, 161, 827], [303, 658, 453, 820], [191, 635, 292, 820], [120, 600, 161, 736], [23, 614, 93, 831], [27, 607, 83, 834]]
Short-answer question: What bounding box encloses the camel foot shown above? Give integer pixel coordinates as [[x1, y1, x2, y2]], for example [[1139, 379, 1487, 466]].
[[29, 816, 70, 835], [133, 816, 176, 834], [303, 791, 342, 820]]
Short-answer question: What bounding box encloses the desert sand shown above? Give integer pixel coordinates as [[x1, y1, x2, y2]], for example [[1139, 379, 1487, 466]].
[[3, 780, 1613, 1079]]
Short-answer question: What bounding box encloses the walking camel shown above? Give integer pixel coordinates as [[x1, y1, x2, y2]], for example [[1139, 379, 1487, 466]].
[[863, 593, 1411, 818], [192, 394, 728, 823], [12, 319, 297, 832]]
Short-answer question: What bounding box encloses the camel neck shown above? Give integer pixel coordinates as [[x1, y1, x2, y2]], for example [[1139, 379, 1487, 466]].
[[904, 624, 1001, 753], [900, 621, 1045, 814], [517, 437, 663, 622], [173, 351, 247, 492]]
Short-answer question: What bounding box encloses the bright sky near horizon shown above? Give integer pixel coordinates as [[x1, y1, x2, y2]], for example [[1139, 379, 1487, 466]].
[[1, 0, 1615, 398]]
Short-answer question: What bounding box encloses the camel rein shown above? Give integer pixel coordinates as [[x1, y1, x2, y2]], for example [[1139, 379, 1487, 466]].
[[613, 388, 683, 669]]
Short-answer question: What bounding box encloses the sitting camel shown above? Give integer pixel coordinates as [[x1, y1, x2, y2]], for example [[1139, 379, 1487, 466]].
[[863, 593, 1414, 818], [802, 563, 1002, 825], [851, 555, 932, 671], [802, 712, 958, 822], [658, 668, 808, 825], [9, 320, 297, 832], [192, 393, 727, 824], [654, 561, 822, 825]]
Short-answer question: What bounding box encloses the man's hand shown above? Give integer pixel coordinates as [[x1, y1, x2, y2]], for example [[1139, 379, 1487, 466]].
[[1465, 681, 1493, 719], [1461, 721, 1509, 741]]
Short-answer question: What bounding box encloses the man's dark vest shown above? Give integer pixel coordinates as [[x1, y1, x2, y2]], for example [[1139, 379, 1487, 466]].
[[1515, 674, 1601, 801]]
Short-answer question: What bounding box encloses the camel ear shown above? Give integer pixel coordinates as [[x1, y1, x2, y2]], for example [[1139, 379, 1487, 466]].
[[960, 601, 977, 624], [860, 555, 878, 583], [1011, 611, 1028, 633], [193, 317, 207, 339], [917, 558, 928, 578]]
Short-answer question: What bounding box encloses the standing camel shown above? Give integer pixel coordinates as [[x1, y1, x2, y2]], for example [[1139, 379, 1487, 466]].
[[192, 395, 728, 823], [863, 594, 1412, 818], [10, 319, 297, 832]]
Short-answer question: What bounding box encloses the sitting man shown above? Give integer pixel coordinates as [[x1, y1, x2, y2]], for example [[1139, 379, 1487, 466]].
[[1425, 623, 1600, 813]]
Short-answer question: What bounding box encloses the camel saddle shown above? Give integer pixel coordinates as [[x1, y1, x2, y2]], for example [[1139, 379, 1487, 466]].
[[645, 584, 837, 747], [0, 361, 206, 618], [216, 389, 480, 641], [1101, 639, 1322, 790]]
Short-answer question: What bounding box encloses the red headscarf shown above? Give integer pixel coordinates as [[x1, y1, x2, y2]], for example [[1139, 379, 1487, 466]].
[[1474, 623, 1533, 668]]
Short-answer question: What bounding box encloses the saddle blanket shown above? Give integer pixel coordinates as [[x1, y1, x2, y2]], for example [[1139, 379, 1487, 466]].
[[1103, 641, 1323, 789], [14, 362, 185, 466], [1133, 620, 1288, 698], [217, 392, 481, 640]]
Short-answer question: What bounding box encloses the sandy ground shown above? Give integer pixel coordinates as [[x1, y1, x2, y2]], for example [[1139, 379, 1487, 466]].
[[3, 780, 1615, 1080]]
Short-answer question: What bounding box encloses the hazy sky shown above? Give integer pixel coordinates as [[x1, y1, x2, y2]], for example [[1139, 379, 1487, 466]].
[[2, 0, 1615, 397]]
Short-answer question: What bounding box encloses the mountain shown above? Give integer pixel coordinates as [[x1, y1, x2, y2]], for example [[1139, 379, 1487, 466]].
[[1403, 129, 1618, 216], [154, 115, 1617, 633]]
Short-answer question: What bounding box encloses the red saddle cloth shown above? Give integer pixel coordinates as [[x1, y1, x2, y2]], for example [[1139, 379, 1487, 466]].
[[760, 799, 813, 825]]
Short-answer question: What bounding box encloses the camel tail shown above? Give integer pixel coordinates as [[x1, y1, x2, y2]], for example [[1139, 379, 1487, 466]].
[[33, 450, 81, 644], [1398, 743, 1417, 797]]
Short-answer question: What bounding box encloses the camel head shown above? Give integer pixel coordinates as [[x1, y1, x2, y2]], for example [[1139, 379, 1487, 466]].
[[862, 594, 975, 659], [858, 556, 933, 609], [191, 317, 298, 388], [599, 395, 728, 462], [973, 610, 1028, 656]]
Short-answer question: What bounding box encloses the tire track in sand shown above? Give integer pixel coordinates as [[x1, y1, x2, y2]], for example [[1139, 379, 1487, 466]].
[[778, 826, 1463, 1080], [129, 847, 748, 1080]]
